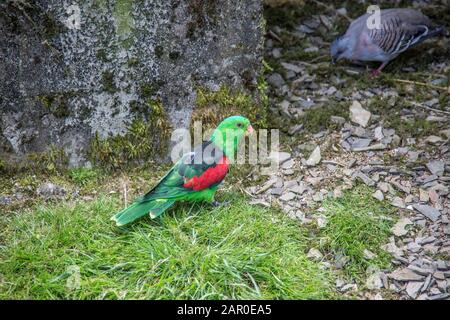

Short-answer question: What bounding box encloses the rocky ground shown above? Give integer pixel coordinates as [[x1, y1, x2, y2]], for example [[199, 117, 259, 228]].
[[248, 1, 449, 300]]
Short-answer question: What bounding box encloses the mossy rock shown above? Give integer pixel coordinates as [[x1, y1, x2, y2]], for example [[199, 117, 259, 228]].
[[38, 94, 70, 118], [101, 71, 117, 93], [0, 145, 68, 176], [89, 99, 172, 170], [191, 86, 268, 133]]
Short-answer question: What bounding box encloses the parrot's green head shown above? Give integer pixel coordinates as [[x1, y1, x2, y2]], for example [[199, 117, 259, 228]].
[[211, 115, 253, 156]]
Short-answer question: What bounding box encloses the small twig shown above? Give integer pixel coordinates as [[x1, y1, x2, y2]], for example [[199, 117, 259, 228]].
[[393, 78, 448, 92], [239, 186, 255, 198], [410, 102, 450, 115], [267, 29, 283, 43], [322, 160, 345, 167], [122, 181, 128, 207], [308, 54, 328, 63], [311, 0, 352, 23]]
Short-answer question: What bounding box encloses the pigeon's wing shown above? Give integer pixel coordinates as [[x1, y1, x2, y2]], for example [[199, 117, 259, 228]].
[[368, 9, 437, 56]]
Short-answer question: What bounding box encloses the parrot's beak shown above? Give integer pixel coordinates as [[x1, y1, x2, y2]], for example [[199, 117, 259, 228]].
[[245, 125, 254, 136]]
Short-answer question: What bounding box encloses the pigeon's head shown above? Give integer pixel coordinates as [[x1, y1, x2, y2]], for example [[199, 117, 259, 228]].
[[330, 35, 350, 64]]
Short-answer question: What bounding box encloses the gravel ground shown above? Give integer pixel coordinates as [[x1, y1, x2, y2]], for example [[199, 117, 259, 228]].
[[249, 1, 450, 300]]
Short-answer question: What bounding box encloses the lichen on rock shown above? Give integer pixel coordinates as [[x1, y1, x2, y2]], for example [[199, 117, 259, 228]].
[[0, 0, 264, 168]]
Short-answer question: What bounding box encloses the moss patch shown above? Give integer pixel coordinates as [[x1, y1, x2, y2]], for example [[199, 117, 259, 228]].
[[318, 186, 396, 280], [89, 99, 171, 170], [38, 94, 70, 118], [0, 145, 69, 176], [191, 86, 268, 132], [101, 71, 117, 93], [113, 0, 134, 38], [299, 102, 349, 133]]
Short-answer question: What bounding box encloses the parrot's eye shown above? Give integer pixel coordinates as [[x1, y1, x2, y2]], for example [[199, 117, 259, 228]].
[[237, 123, 243, 128]]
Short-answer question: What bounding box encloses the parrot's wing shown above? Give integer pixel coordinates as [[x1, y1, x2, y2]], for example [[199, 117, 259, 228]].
[[140, 141, 229, 201]]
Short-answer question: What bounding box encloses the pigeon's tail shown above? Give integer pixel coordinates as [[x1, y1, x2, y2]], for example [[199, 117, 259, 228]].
[[111, 199, 175, 226], [403, 25, 445, 53], [426, 26, 445, 39]]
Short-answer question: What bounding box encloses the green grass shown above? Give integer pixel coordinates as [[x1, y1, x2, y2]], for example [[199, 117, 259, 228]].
[[69, 168, 102, 185], [0, 195, 333, 299], [318, 186, 395, 280]]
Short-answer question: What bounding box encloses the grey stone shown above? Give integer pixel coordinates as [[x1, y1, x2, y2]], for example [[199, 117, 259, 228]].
[[256, 178, 277, 195], [354, 171, 375, 187], [426, 115, 447, 122], [407, 265, 433, 276], [268, 151, 291, 165], [433, 271, 446, 280], [363, 249, 377, 260], [330, 116, 346, 125], [421, 274, 432, 293], [351, 143, 387, 152], [428, 293, 450, 300], [0, 0, 264, 166], [391, 218, 413, 237], [407, 242, 422, 253], [340, 283, 358, 293], [366, 272, 383, 289], [281, 62, 302, 74], [413, 204, 441, 222], [372, 190, 384, 201], [37, 182, 66, 198], [289, 183, 308, 195], [443, 225, 450, 235], [388, 268, 425, 281], [299, 99, 315, 109], [425, 136, 443, 144], [283, 180, 298, 188], [267, 73, 285, 88], [316, 216, 328, 228], [334, 252, 349, 269], [349, 138, 372, 149], [349, 100, 371, 127], [426, 160, 445, 176], [406, 281, 423, 299], [312, 192, 324, 202], [0, 196, 12, 205], [279, 192, 296, 202], [436, 280, 450, 292], [281, 159, 294, 169], [374, 126, 384, 141], [307, 248, 323, 260], [288, 124, 304, 135], [270, 187, 283, 196], [305, 146, 321, 167], [391, 197, 406, 209]]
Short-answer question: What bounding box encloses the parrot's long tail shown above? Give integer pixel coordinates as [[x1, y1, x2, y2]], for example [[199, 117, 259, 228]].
[[111, 199, 175, 226]]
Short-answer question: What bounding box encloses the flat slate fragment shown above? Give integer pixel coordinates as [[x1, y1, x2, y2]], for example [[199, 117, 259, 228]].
[[388, 268, 425, 281], [412, 204, 441, 222]]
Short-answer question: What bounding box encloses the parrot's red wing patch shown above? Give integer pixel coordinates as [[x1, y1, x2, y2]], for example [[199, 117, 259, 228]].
[[183, 156, 230, 191]]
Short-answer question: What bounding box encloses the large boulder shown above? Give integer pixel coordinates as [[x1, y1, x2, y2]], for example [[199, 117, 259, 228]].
[[0, 0, 264, 167]]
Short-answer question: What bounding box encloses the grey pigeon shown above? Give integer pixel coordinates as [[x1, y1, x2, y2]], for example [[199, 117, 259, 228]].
[[331, 8, 444, 76]]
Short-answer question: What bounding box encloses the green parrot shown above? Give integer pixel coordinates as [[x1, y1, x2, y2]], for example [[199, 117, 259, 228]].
[[111, 115, 254, 226]]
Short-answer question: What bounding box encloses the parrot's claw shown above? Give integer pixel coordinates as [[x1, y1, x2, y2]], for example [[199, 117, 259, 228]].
[[212, 200, 231, 207]]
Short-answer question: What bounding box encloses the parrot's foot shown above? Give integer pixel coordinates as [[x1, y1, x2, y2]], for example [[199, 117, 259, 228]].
[[212, 200, 231, 207]]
